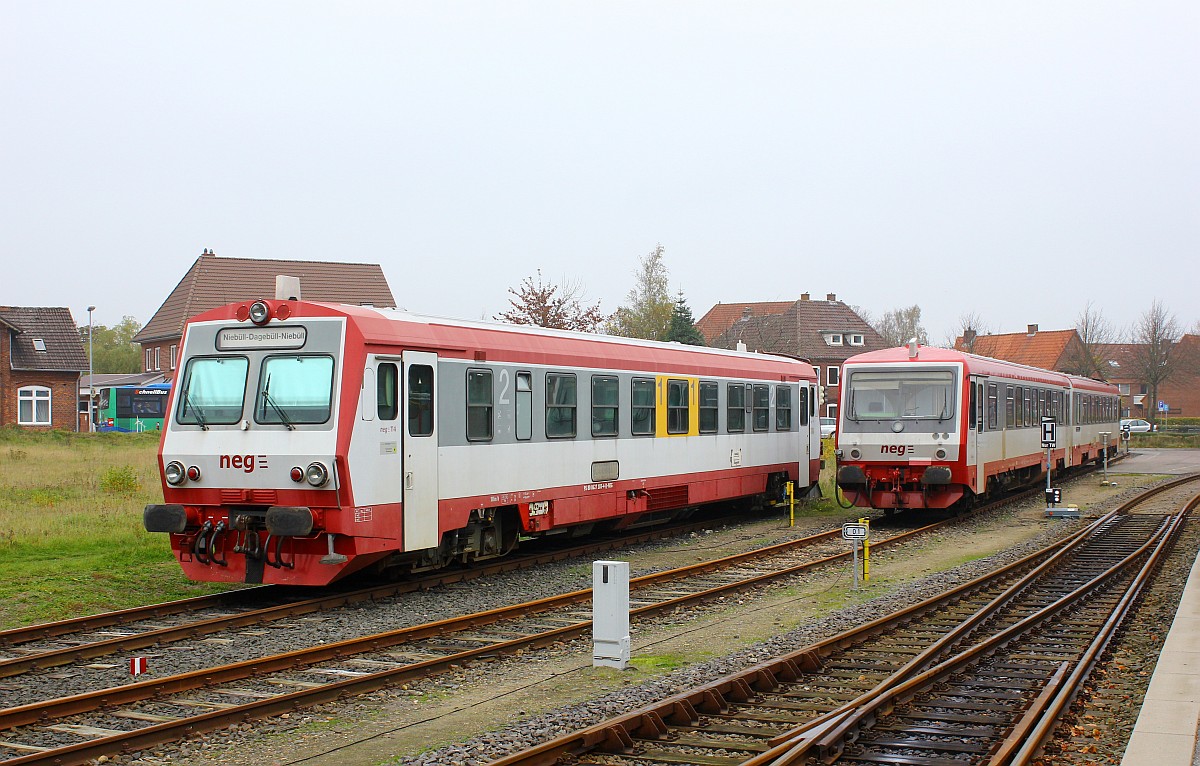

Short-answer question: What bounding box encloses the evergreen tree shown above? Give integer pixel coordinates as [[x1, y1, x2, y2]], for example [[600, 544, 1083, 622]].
[[665, 292, 704, 345]]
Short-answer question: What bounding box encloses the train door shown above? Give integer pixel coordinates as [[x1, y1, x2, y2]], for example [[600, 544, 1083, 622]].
[[967, 377, 983, 481], [402, 352, 440, 551]]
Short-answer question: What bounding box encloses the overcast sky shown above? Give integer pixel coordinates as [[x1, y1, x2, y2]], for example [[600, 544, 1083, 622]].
[[3, 2, 1196, 344]]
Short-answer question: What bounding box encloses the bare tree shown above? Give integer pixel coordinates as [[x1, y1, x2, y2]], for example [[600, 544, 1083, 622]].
[[606, 244, 674, 340], [1062, 301, 1118, 379], [874, 305, 928, 347], [941, 311, 993, 350], [496, 270, 604, 332], [1127, 300, 1180, 425]]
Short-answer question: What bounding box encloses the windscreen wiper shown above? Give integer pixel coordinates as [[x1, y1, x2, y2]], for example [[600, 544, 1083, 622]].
[[261, 375, 295, 431], [182, 389, 208, 431]]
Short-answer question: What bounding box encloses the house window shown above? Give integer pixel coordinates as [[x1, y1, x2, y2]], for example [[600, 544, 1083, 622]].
[[154, 347, 161, 371], [849, 334, 864, 346], [170, 345, 178, 370], [824, 333, 843, 346], [826, 403, 838, 419], [32, 338, 46, 352], [827, 366, 840, 386], [145, 349, 153, 372], [18, 386, 52, 426]]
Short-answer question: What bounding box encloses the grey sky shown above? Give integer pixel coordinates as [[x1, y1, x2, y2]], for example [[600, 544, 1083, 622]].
[[3, 2, 1196, 343]]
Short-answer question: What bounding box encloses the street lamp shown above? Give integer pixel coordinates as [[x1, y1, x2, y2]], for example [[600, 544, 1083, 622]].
[[87, 306, 95, 432]]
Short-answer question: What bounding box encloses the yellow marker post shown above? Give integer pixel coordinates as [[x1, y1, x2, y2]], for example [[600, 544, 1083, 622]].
[[787, 481, 795, 527], [860, 516, 870, 583]]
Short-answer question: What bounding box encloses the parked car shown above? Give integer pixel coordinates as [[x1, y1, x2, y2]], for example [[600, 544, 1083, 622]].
[[1120, 418, 1153, 433], [820, 417, 837, 438]]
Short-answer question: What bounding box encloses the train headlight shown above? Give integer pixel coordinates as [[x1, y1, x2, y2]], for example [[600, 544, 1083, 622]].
[[936, 448, 947, 460], [891, 421, 904, 433], [850, 449, 861, 459], [164, 461, 186, 486], [305, 462, 330, 487], [248, 300, 271, 325]]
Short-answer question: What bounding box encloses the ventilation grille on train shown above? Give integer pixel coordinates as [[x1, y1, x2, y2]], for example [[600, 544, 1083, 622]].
[[646, 485, 689, 512], [220, 489, 278, 504]]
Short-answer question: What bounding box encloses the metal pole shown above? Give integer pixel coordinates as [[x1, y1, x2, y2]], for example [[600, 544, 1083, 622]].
[[1100, 432, 1110, 484], [87, 305, 95, 432], [1046, 446, 1052, 505]]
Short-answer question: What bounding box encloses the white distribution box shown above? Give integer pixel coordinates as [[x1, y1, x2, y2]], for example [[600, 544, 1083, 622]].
[[592, 560, 630, 669]]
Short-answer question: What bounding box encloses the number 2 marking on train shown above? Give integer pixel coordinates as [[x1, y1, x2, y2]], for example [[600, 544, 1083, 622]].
[[497, 369, 511, 405]]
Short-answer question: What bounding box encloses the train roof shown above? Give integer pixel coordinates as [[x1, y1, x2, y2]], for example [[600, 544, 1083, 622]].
[[841, 345, 1118, 393], [184, 299, 818, 382]]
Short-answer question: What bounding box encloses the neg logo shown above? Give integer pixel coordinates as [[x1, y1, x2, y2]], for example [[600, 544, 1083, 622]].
[[219, 455, 269, 473], [880, 445, 914, 456]]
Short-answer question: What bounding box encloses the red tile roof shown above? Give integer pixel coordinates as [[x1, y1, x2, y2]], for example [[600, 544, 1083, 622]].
[[954, 328, 1081, 372], [695, 302, 793, 344], [0, 306, 89, 372], [134, 253, 395, 343], [706, 298, 886, 361]]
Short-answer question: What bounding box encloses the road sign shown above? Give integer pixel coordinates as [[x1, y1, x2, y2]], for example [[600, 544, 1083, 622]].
[[1160, 401, 1169, 412], [1040, 418, 1056, 449], [842, 523, 868, 541]]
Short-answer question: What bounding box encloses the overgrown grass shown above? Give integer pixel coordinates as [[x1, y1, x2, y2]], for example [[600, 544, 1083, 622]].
[[0, 428, 233, 630], [1129, 433, 1200, 449]]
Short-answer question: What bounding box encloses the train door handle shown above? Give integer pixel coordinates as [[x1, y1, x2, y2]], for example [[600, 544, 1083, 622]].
[[404, 472, 415, 490]]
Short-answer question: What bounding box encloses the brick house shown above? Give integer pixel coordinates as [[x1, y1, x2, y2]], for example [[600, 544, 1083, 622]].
[[954, 324, 1089, 373], [1098, 336, 1200, 420], [133, 250, 396, 382], [0, 307, 88, 431], [700, 294, 888, 418]]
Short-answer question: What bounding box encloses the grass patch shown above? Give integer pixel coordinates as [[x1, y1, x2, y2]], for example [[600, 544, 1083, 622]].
[[1130, 433, 1200, 449], [0, 430, 234, 630], [629, 654, 689, 673]]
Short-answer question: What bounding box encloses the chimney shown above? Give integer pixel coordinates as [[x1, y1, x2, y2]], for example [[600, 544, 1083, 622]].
[[1027, 323, 1038, 336], [963, 329, 977, 348], [800, 293, 810, 301], [741, 307, 752, 319], [826, 293, 837, 302]]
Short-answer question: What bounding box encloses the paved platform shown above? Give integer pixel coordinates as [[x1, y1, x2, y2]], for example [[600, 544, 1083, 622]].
[[1116, 448, 1200, 475]]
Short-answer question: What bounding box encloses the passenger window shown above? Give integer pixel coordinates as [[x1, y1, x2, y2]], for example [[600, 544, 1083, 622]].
[[969, 383, 977, 430], [667, 379, 689, 434], [591, 375, 619, 437], [727, 383, 746, 432], [632, 378, 655, 435], [987, 383, 998, 430], [752, 385, 770, 432], [799, 385, 809, 426], [776, 385, 791, 431], [515, 371, 532, 440], [466, 368, 493, 441], [408, 364, 434, 437], [546, 373, 577, 438], [378, 363, 398, 420], [699, 381, 718, 434], [1005, 385, 1015, 429]]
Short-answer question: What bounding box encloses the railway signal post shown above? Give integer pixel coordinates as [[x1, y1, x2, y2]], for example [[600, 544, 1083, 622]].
[[1041, 417, 1062, 513], [842, 522, 869, 589]]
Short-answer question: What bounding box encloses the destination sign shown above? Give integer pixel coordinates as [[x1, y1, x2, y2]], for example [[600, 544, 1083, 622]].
[[217, 326, 307, 351]]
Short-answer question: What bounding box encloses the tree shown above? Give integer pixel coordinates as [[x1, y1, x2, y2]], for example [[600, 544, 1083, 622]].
[[665, 292, 705, 346], [78, 316, 143, 373], [1127, 299, 1180, 425], [941, 311, 993, 350], [873, 305, 928, 348], [495, 271, 604, 332], [606, 244, 674, 341], [1062, 301, 1117, 379]]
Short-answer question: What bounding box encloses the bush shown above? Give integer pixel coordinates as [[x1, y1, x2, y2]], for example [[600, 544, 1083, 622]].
[[99, 465, 141, 494]]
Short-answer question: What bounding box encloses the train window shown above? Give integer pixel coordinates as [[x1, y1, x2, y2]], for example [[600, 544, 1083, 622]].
[[1025, 389, 1034, 427], [1014, 386, 1024, 428], [632, 378, 655, 435], [591, 375, 619, 437], [976, 383, 984, 433], [466, 368, 493, 441], [177, 356, 250, 426], [727, 383, 746, 432], [968, 384, 977, 430], [546, 373, 577, 438], [798, 385, 809, 426], [1005, 386, 1015, 429], [516, 372, 532, 441], [378, 363, 398, 420], [699, 381, 718, 433], [776, 386, 792, 431], [667, 380, 689, 434], [408, 364, 434, 436], [255, 355, 335, 426], [752, 385, 770, 431]]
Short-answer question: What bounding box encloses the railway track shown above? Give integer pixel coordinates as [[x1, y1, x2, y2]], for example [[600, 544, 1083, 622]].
[[0, 488, 1044, 765], [473, 474, 1200, 766]]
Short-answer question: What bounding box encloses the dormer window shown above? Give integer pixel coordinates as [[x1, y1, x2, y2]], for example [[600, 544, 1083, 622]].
[[32, 338, 46, 352], [823, 333, 843, 346], [849, 334, 865, 346]]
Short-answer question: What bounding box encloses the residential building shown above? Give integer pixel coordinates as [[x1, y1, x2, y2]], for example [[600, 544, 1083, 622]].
[[954, 324, 1090, 374], [1098, 337, 1200, 419], [0, 307, 88, 431], [133, 250, 396, 382], [702, 293, 887, 418]]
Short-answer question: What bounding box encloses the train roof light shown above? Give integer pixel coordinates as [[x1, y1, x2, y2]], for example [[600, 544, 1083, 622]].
[[249, 301, 271, 325]]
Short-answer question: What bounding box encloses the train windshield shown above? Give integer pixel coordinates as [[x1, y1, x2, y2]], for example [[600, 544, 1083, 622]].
[[846, 370, 956, 422], [177, 357, 250, 426], [254, 355, 335, 426]]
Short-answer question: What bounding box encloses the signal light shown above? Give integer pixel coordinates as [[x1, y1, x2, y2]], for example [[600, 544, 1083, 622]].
[[291, 467, 304, 483], [248, 301, 271, 325], [186, 465, 202, 482]]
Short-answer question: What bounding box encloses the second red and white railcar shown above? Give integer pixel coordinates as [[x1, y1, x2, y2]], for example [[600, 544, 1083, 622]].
[[834, 345, 1120, 511], [145, 298, 821, 586]]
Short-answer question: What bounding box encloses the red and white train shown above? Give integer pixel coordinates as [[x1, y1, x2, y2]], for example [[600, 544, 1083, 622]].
[[144, 296, 821, 586], [834, 344, 1120, 512]]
